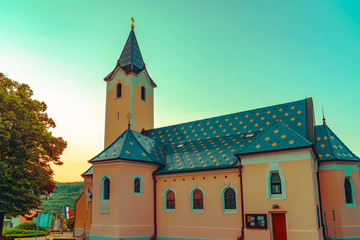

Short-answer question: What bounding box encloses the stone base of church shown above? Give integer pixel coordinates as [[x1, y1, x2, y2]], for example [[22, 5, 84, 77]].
[[74, 228, 84, 237], [157, 237, 225, 240]]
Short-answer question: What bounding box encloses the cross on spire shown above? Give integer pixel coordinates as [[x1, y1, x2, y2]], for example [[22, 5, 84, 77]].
[[127, 112, 133, 130], [131, 17, 135, 29]]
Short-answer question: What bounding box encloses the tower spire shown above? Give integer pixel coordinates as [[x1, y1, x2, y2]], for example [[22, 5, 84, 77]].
[[116, 22, 144, 74], [322, 106, 326, 125]]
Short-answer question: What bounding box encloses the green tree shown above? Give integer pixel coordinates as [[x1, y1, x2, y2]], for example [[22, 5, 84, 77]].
[[63, 216, 75, 230], [0, 73, 67, 236]]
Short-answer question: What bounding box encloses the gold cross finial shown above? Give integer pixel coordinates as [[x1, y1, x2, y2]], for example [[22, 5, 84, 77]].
[[131, 17, 135, 29]]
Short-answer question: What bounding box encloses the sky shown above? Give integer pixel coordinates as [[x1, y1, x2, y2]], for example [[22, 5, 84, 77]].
[[1, 0, 360, 182]]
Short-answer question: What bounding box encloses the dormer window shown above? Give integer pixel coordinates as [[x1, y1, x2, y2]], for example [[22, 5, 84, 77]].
[[116, 83, 122, 98], [141, 86, 146, 101], [244, 132, 255, 138]]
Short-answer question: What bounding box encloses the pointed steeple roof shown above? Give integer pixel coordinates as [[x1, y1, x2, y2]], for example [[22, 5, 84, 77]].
[[104, 27, 157, 87], [117, 28, 145, 74], [315, 125, 360, 162], [89, 129, 166, 166]]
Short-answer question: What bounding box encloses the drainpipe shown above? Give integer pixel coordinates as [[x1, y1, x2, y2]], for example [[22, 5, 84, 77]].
[[152, 172, 157, 240], [235, 154, 245, 240]]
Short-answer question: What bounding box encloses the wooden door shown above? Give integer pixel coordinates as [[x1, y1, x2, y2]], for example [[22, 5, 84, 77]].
[[271, 213, 287, 240]]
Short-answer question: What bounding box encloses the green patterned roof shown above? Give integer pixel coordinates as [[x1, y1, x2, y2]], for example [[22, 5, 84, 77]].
[[82, 166, 93, 176], [148, 99, 312, 174], [90, 130, 166, 166], [146, 99, 308, 145], [315, 125, 360, 162]]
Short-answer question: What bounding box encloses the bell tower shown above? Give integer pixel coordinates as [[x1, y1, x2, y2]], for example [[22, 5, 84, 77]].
[[103, 20, 157, 148]]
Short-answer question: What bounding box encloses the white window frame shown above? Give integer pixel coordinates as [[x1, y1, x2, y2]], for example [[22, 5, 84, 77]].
[[220, 185, 238, 213], [100, 175, 111, 202], [132, 175, 144, 196], [162, 188, 176, 212], [266, 163, 286, 200], [189, 187, 205, 213], [345, 176, 356, 208]]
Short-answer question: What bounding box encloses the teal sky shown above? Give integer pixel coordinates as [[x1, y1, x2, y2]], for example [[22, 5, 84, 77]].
[[1, 0, 359, 181]]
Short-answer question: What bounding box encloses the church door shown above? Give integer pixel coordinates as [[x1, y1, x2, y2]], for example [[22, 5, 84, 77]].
[[271, 213, 287, 240]]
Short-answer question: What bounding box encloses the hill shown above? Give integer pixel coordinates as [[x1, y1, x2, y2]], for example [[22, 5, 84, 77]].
[[41, 182, 83, 217]]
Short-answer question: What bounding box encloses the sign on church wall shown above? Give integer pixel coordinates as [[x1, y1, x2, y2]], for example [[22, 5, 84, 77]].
[[245, 214, 267, 229], [100, 204, 109, 214]]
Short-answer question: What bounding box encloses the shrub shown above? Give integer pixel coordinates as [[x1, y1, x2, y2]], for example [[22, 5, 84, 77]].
[[15, 221, 46, 231], [3, 228, 45, 237]]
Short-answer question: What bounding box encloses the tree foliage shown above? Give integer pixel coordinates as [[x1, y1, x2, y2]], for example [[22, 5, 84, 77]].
[[0, 73, 67, 236], [41, 182, 83, 217], [63, 216, 75, 230]]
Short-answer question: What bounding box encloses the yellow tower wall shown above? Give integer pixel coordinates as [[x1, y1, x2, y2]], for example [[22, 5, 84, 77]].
[[104, 68, 154, 148]]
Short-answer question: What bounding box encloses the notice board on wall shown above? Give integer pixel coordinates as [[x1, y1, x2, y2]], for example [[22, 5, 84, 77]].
[[245, 214, 267, 229]]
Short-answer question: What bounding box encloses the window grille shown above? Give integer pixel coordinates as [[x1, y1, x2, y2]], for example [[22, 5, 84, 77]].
[[270, 173, 282, 194], [193, 189, 203, 209], [224, 188, 236, 209], [166, 191, 175, 209]]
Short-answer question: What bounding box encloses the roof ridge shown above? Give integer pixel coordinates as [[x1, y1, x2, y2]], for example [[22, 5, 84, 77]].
[[140, 131, 167, 147], [118, 130, 131, 159], [238, 121, 278, 153], [322, 125, 337, 159], [324, 125, 360, 160], [129, 130, 161, 164], [278, 121, 312, 144], [147, 99, 306, 132], [89, 130, 127, 161], [238, 120, 311, 154]]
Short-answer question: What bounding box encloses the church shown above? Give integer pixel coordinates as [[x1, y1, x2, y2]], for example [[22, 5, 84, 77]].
[[74, 22, 360, 240]]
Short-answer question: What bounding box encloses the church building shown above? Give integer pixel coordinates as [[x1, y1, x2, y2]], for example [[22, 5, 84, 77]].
[[74, 22, 360, 240]]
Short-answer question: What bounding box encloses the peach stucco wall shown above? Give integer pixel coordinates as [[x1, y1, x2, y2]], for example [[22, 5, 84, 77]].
[[156, 169, 242, 240], [243, 159, 321, 240], [240, 150, 323, 240], [319, 168, 360, 238], [74, 175, 93, 236], [91, 161, 157, 238]]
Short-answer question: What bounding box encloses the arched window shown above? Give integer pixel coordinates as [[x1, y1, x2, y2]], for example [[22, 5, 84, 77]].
[[345, 178, 354, 204], [224, 188, 236, 210], [141, 86, 146, 101], [116, 83, 122, 98], [166, 191, 175, 210], [220, 185, 238, 213], [193, 189, 203, 210], [103, 178, 110, 201], [132, 175, 143, 195], [270, 172, 282, 194]]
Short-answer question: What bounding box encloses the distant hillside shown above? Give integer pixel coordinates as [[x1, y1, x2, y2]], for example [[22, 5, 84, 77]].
[[41, 182, 83, 217]]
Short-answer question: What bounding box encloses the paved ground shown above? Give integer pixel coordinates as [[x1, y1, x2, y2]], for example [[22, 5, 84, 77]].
[[15, 232, 84, 240]]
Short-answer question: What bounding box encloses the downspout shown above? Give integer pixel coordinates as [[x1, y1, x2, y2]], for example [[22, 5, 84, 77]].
[[152, 172, 157, 240], [316, 159, 327, 239], [235, 154, 245, 240]]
